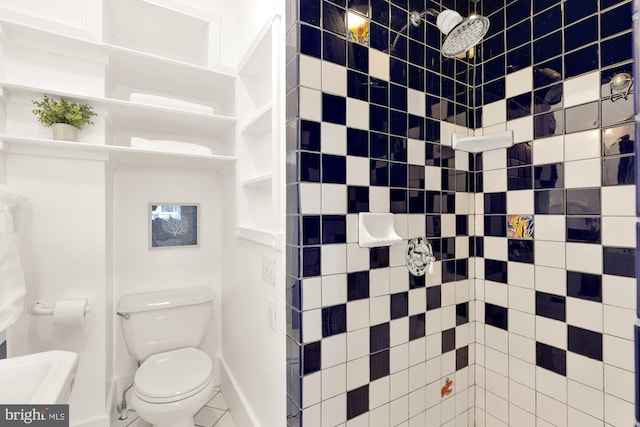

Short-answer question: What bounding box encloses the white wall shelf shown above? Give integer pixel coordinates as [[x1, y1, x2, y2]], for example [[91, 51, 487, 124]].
[[235, 227, 282, 250], [240, 103, 272, 136], [241, 173, 272, 188], [0, 135, 236, 170]]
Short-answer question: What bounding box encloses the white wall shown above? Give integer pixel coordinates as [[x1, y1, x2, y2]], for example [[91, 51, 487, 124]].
[[111, 166, 222, 391], [5, 151, 109, 427]]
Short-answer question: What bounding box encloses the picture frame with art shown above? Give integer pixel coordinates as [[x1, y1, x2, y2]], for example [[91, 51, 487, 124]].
[[149, 203, 199, 249]]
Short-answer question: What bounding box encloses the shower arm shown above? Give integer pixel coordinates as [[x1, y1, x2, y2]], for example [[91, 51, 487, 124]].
[[410, 8, 439, 27]]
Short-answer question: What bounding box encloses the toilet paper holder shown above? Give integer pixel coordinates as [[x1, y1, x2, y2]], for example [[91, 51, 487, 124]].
[[28, 300, 91, 316]]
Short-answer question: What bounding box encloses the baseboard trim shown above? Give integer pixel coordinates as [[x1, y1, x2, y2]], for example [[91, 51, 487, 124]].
[[218, 355, 260, 427], [70, 414, 109, 427]]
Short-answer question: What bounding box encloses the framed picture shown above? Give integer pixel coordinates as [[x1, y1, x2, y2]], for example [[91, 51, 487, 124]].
[[149, 203, 199, 249]]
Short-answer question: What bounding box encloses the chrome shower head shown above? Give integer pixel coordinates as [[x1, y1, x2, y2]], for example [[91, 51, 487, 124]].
[[406, 8, 490, 58]]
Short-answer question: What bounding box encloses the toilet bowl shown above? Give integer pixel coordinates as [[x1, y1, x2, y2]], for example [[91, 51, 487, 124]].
[[117, 287, 216, 427]]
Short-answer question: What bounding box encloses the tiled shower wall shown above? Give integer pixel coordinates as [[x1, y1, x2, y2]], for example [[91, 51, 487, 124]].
[[471, 0, 637, 426], [286, 0, 636, 426]]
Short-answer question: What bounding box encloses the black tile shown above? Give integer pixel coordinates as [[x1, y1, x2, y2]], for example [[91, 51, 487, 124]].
[[483, 33, 505, 61], [533, 4, 561, 39], [391, 292, 409, 319], [322, 93, 347, 124], [485, 303, 508, 330], [370, 105, 389, 133], [534, 163, 563, 189], [370, 323, 390, 353], [456, 259, 469, 281], [564, 0, 597, 25], [322, 215, 347, 243], [483, 78, 506, 104], [409, 274, 425, 289], [602, 124, 634, 156], [485, 259, 508, 284], [566, 217, 601, 244], [390, 57, 407, 85], [567, 271, 602, 303], [534, 111, 564, 138], [441, 237, 456, 260], [408, 165, 425, 189], [303, 247, 321, 277], [348, 185, 370, 213], [301, 0, 321, 26], [601, 3, 633, 39], [390, 188, 408, 213], [409, 313, 426, 341], [408, 114, 425, 140], [508, 92, 532, 120], [456, 215, 468, 236], [348, 40, 369, 72], [508, 142, 533, 167], [347, 385, 369, 420], [534, 0, 561, 13], [475, 236, 484, 257], [348, 271, 370, 301], [323, 30, 347, 65], [303, 341, 322, 375], [536, 341, 566, 376], [456, 302, 469, 326], [603, 156, 635, 186], [568, 325, 603, 361], [390, 136, 407, 162], [370, 160, 389, 186], [566, 188, 600, 215], [564, 16, 597, 52], [535, 189, 564, 214], [533, 31, 562, 64], [426, 191, 440, 214], [370, 132, 388, 159], [603, 246, 636, 278], [485, 192, 507, 214], [508, 166, 534, 190], [442, 192, 456, 213], [565, 101, 599, 134], [370, 349, 390, 380], [408, 190, 425, 213], [301, 120, 321, 151], [370, 78, 389, 106], [426, 286, 441, 310], [442, 328, 456, 353], [485, 216, 506, 237], [300, 152, 321, 182], [508, 239, 535, 263], [536, 291, 566, 321], [371, 0, 389, 25], [322, 304, 347, 337], [442, 259, 457, 283], [456, 346, 469, 371], [390, 83, 408, 111], [484, 55, 506, 83], [303, 215, 321, 245], [323, 1, 346, 35], [507, 44, 532, 73], [322, 154, 347, 184], [565, 44, 599, 79], [408, 64, 425, 91], [601, 32, 633, 68], [301, 24, 322, 58], [390, 162, 408, 187], [348, 70, 369, 100]]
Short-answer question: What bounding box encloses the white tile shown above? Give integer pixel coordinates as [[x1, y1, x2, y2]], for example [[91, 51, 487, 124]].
[[601, 216, 636, 247], [534, 215, 565, 241], [564, 159, 601, 188], [601, 185, 635, 216], [485, 391, 508, 424], [408, 337, 426, 366], [567, 297, 603, 332], [322, 274, 347, 306], [567, 352, 604, 391], [508, 262, 535, 289], [321, 393, 347, 427], [408, 215, 426, 238], [322, 334, 347, 369], [564, 130, 601, 161], [506, 67, 533, 98], [566, 242, 602, 275], [604, 393, 634, 427], [441, 214, 456, 237], [509, 332, 536, 363], [564, 72, 601, 107], [602, 275, 636, 310], [536, 392, 568, 427], [603, 305, 635, 340], [507, 190, 534, 214], [321, 363, 346, 399], [369, 49, 390, 81], [390, 367, 409, 399], [455, 149, 469, 171], [408, 362, 426, 392], [533, 135, 564, 165], [300, 183, 321, 214], [346, 356, 370, 390], [321, 244, 347, 275], [346, 242, 369, 272], [347, 98, 369, 130], [508, 116, 534, 143], [369, 268, 390, 297], [509, 286, 535, 314], [604, 364, 635, 403], [299, 55, 322, 89], [322, 60, 347, 96], [483, 169, 507, 192], [441, 282, 456, 306], [322, 184, 347, 213], [482, 148, 507, 170], [299, 87, 322, 121], [509, 379, 535, 413], [485, 347, 508, 377], [346, 156, 369, 186], [390, 317, 409, 347], [303, 404, 321, 427], [509, 403, 535, 427], [568, 380, 604, 420], [603, 335, 634, 371], [347, 299, 369, 332], [425, 166, 441, 190], [369, 187, 390, 213], [407, 88, 425, 117], [346, 413, 369, 427], [370, 377, 390, 410], [407, 139, 425, 165], [370, 295, 390, 325], [390, 394, 409, 425], [408, 386, 426, 418], [369, 403, 390, 427], [408, 287, 426, 315], [482, 100, 507, 126], [535, 241, 566, 269], [536, 317, 567, 349], [302, 309, 322, 342], [440, 121, 456, 147], [534, 265, 566, 295], [347, 328, 369, 361], [390, 266, 410, 293], [537, 365, 568, 403], [567, 407, 603, 427], [303, 372, 322, 408], [485, 327, 508, 353], [302, 277, 322, 311]]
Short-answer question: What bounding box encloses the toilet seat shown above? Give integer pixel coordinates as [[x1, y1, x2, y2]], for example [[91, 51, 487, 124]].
[[134, 347, 212, 404]]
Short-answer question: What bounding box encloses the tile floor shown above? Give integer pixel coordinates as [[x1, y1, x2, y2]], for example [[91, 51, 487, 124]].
[[111, 386, 236, 427]]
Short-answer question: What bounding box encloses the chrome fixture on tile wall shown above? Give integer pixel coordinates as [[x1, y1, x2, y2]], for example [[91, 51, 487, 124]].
[[609, 72, 633, 102], [406, 237, 436, 276]]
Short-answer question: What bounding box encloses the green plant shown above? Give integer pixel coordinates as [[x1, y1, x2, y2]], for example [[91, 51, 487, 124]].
[[32, 95, 96, 129]]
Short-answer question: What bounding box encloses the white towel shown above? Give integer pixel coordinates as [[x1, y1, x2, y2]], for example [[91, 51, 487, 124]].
[[0, 185, 26, 332], [130, 137, 213, 156], [129, 92, 215, 115]]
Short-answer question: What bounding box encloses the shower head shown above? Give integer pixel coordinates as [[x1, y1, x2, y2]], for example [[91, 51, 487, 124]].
[[407, 8, 490, 58]]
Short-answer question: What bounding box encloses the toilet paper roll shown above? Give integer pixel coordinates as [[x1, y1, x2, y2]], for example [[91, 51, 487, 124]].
[[53, 299, 88, 327]]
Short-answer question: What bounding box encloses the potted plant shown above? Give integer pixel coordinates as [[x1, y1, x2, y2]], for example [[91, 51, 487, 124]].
[[32, 95, 97, 142]]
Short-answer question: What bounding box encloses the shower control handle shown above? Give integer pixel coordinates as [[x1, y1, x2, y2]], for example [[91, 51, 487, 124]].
[[406, 237, 436, 277]]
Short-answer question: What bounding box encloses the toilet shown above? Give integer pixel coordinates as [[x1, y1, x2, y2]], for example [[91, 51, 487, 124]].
[[118, 287, 215, 427]]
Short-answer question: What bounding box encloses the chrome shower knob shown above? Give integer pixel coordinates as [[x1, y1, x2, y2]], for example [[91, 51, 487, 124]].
[[406, 237, 436, 276]]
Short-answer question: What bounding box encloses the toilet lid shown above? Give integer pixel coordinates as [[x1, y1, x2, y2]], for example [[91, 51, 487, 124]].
[[134, 347, 212, 400]]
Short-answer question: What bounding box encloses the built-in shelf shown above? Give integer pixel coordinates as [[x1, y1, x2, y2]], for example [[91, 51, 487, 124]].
[[0, 135, 236, 170], [235, 227, 282, 250], [358, 213, 403, 248], [240, 103, 272, 136], [241, 173, 272, 188], [452, 130, 514, 153]]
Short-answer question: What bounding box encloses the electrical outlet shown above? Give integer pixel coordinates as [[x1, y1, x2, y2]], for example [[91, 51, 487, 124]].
[[261, 256, 276, 285], [267, 297, 276, 331]]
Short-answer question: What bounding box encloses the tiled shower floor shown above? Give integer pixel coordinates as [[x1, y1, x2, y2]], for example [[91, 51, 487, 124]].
[[111, 386, 236, 427]]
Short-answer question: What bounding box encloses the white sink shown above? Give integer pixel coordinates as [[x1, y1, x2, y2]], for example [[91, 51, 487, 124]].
[[0, 350, 78, 403]]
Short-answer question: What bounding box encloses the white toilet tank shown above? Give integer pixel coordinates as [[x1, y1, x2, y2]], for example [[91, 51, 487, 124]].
[[118, 287, 214, 361]]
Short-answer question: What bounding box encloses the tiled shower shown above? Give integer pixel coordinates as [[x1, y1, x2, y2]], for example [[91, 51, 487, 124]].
[[286, 0, 636, 426]]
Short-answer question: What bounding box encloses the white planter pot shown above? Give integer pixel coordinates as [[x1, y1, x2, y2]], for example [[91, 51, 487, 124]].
[[51, 123, 78, 141]]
